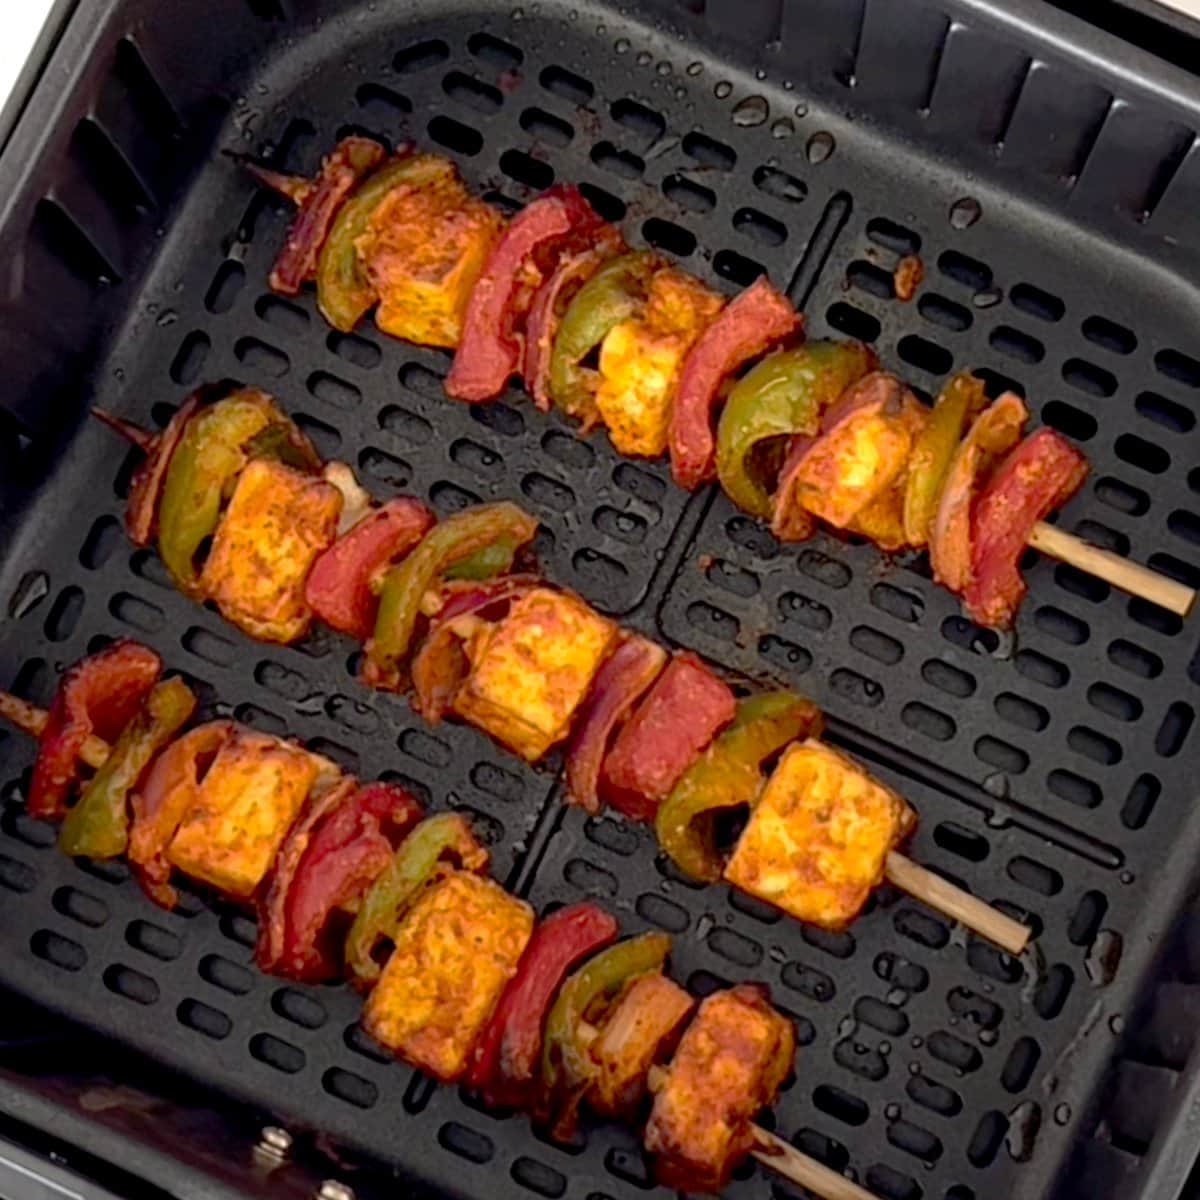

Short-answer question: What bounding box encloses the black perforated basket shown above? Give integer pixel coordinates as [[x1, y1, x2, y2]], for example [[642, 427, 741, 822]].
[[1, 3, 1200, 1200]]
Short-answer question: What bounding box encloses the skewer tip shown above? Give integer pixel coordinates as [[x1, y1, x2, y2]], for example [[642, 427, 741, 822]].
[[91, 408, 156, 453]]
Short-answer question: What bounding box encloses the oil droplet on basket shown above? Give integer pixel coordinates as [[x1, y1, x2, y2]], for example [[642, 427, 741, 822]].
[[1053, 1103, 1072, 1126], [837, 1015, 856, 1039], [714, 80, 733, 99], [695, 913, 714, 939], [982, 772, 1011, 799], [806, 131, 835, 163], [8, 570, 50, 619], [978, 1027, 998, 1047], [156, 309, 178, 327], [1119, 870, 1134, 885], [972, 286, 1004, 309], [686, 61, 703, 76], [794, 101, 809, 118], [656, 60, 672, 76], [884, 1103, 900, 1120], [510, 6, 524, 19], [1084, 929, 1123, 986], [1109, 1014, 1125, 1034], [1005, 1101, 1041, 1162], [732, 95, 769, 127], [614, 37, 630, 53], [636, 50, 653, 66], [771, 118, 794, 139], [910, 1035, 924, 1048], [886, 987, 908, 1007], [949, 196, 982, 229]]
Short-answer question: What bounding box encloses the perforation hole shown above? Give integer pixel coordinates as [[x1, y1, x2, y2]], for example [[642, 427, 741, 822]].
[[322, 1067, 378, 1110], [0, 854, 36, 894], [177, 999, 231, 1040], [1096, 476, 1149, 516], [1034, 964, 1074, 1018], [933, 822, 988, 862], [46, 586, 84, 641], [205, 260, 245, 314], [827, 303, 881, 342], [642, 217, 695, 257], [938, 251, 991, 290], [1122, 773, 1161, 829], [249, 1033, 305, 1074], [439, 1121, 494, 1164], [518, 108, 573, 149], [356, 83, 412, 120], [428, 115, 484, 156], [921, 659, 975, 698], [539, 65, 593, 105], [974, 736, 1028, 774], [500, 149, 553, 190], [754, 165, 807, 203], [512, 1158, 565, 1198], [1062, 357, 1117, 398], [1155, 702, 1194, 757], [590, 141, 643, 179], [713, 250, 766, 286], [234, 336, 289, 377], [967, 1112, 1007, 1167], [733, 207, 787, 246], [994, 692, 1049, 732], [974, 367, 1025, 399], [1131, 390, 1194, 434], [198, 953, 253, 995], [468, 32, 523, 70], [919, 293, 972, 332], [989, 324, 1044, 363], [897, 334, 952, 376], [907, 1073, 962, 1116], [31, 929, 86, 972], [394, 39, 450, 74], [896, 908, 949, 949], [1001, 1037, 1041, 1092], [1010, 282, 1064, 322], [126, 919, 181, 961], [272, 988, 327, 1030], [683, 131, 736, 170], [1082, 316, 1136, 355], [1087, 682, 1142, 722], [928, 1030, 981, 1073], [1007, 856, 1061, 895], [52, 886, 108, 928], [813, 1084, 869, 1126], [1034, 605, 1089, 645], [1047, 768, 1101, 808], [609, 98, 665, 148], [1042, 400, 1097, 441], [901, 702, 955, 742], [1116, 433, 1170, 474], [104, 964, 159, 1006], [848, 259, 894, 299], [1156, 348, 1200, 388]]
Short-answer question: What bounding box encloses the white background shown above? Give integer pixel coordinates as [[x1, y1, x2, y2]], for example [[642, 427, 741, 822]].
[[1, 0, 1200, 113], [0, 4, 56, 115], [0, 1, 1198, 113]]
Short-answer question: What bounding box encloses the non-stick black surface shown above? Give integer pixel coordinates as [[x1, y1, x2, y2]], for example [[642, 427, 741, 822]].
[[1, 3, 1199, 1200]]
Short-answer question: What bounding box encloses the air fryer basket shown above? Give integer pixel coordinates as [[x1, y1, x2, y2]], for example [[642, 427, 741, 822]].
[[1, 2, 1199, 1200]]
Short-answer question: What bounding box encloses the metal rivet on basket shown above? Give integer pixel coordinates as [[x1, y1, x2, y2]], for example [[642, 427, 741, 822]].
[[255, 1125, 293, 1164], [315, 1180, 356, 1200]]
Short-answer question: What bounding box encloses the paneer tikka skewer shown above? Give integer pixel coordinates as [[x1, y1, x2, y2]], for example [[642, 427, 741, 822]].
[[0, 650, 884, 1200], [48, 389, 1032, 956], [239, 136, 1193, 626]]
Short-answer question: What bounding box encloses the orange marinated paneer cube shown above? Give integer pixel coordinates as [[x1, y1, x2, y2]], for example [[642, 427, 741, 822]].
[[595, 268, 723, 458], [359, 157, 502, 349], [646, 984, 794, 1193], [724, 739, 916, 928], [199, 459, 342, 643], [454, 587, 618, 761], [167, 728, 321, 900], [362, 871, 534, 1081]]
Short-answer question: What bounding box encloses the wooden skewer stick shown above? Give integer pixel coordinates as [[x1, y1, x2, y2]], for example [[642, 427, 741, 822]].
[[1029, 521, 1194, 617], [0, 688, 1030, 956], [639, 1070, 882, 1200], [884, 852, 1029, 958], [92, 408, 157, 454]]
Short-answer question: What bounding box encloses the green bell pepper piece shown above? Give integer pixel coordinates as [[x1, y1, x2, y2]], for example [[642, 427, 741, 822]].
[[715, 340, 876, 518]]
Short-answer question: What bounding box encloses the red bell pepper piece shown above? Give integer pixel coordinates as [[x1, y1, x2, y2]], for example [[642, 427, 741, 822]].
[[122, 392, 204, 547], [257, 778, 424, 982], [263, 136, 388, 295], [964, 428, 1089, 629], [564, 634, 668, 815], [929, 392, 1028, 595], [305, 497, 436, 640], [446, 185, 608, 403], [522, 231, 624, 410], [600, 653, 736, 823], [466, 901, 619, 1108], [128, 720, 235, 908], [411, 575, 540, 722], [28, 641, 162, 821], [669, 278, 800, 491]]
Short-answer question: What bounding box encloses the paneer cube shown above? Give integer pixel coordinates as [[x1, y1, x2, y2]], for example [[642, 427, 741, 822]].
[[724, 740, 916, 928], [646, 984, 795, 1193], [454, 587, 618, 761], [167, 728, 320, 900], [361, 162, 502, 349], [595, 268, 723, 457], [200, 459, 342, 643], [362, 871, 534, 1081]]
